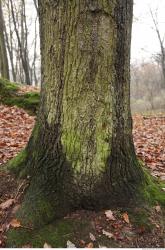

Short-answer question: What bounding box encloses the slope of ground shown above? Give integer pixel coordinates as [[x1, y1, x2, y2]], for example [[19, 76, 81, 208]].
[[133, 114, 165, 181]]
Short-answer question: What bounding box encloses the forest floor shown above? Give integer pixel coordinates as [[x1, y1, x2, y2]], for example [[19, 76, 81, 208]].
[[0, 87, 165, 247]]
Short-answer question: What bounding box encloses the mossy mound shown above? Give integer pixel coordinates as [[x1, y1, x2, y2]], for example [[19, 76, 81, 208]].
[[0, 78, 40, 115], [6, 219, 88, 248], [7, 149, 27, 176], [6, 205, 165, 248], [0, 78, 19, 97], [140, 169, 165, 207], [128, 207, 154, 232]]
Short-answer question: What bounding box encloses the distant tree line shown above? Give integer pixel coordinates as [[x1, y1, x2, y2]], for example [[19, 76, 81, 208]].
[[131, 62, 165, 112], [0, 0, 165, 110], [0, 0, 40, 85]]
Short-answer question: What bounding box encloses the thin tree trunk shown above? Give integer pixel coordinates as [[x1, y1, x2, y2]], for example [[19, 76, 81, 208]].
[[9, 0, 31, 85], [32, 17, 38, 86], [150, 9, 165, 89], [4, 0, 16, 81], [33, 0, 38, 16], [0, 0, 9, 79]]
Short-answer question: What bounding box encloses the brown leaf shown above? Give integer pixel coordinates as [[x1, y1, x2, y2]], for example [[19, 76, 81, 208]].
[[11, 205, 21, 215], [105, 210, 115, 220], [10, 218, 21, 228], [0, 199, 15, 210], [89, 233, 96, 241], [123, 212, 130, 224], [155, 205, 161, 212], [67, 240, 76, 248], [136, 226, 145, 234], [79, 240, 86, 246], [99, 244, 107, 248], [43, 242, 52, 248], [102, 230, 113, 238], [86, 242, 94, 248], [22, 244, 32, 248]]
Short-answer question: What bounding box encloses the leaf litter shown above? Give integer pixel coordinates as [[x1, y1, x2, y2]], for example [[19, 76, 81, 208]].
[[0, 104, 164, 247]]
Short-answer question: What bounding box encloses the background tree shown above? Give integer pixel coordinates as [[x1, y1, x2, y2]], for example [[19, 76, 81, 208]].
[[33, 0, 38, 16], [9, 0, 31, 85], [1, 0, 40, 85], [131, 62, 165, 112], [0, 0, 9, 79], [150, 8, 165, 89]]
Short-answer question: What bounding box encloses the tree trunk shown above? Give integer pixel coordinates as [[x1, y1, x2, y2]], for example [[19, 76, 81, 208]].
[[9, 0, 31, 85], [13, 0, 145, 227], [0, 0, 10, 79]]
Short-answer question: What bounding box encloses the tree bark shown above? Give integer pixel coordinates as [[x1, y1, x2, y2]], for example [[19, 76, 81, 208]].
[[14, 0, 145, 227], [0, 0, 10, 79]]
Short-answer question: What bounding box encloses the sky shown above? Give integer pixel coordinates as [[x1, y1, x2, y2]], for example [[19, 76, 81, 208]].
[[131, 0, 165, 62]]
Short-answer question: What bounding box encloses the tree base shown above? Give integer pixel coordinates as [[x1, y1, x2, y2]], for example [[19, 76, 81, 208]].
[[6, 152, 165, 229], [6, 200, 165, 248]]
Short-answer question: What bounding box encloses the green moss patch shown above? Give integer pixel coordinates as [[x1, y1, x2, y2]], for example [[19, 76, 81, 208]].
[[6, 219, 85, 248], [0, 78, 19, 96], [141, 170, 165, 206], [7, 149, 27, 176], [0, 78, 40, 114], [128, 207, 154, 232]]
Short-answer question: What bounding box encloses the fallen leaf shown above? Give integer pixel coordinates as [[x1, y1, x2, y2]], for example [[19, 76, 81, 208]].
[[22, 244, 32, 248], [136, 226, 145, 234], [0, 199, 15, 210], [86, 242, 94, 248], [0, 105, 35, 166], [67, 240, 76, 248], [155, 205, 161, 212], [89, 233, 96, 241], [0, 238, 5, 248], [105, 210, 115, 220], [123, 212, 130, 223], [79, 240, 85, 246], [99, 245, 107, 248], [10, 218, 21, 228], [43, 242, 52, 248], [11, 205, 21, 215], [102, 230, 113, 239]]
